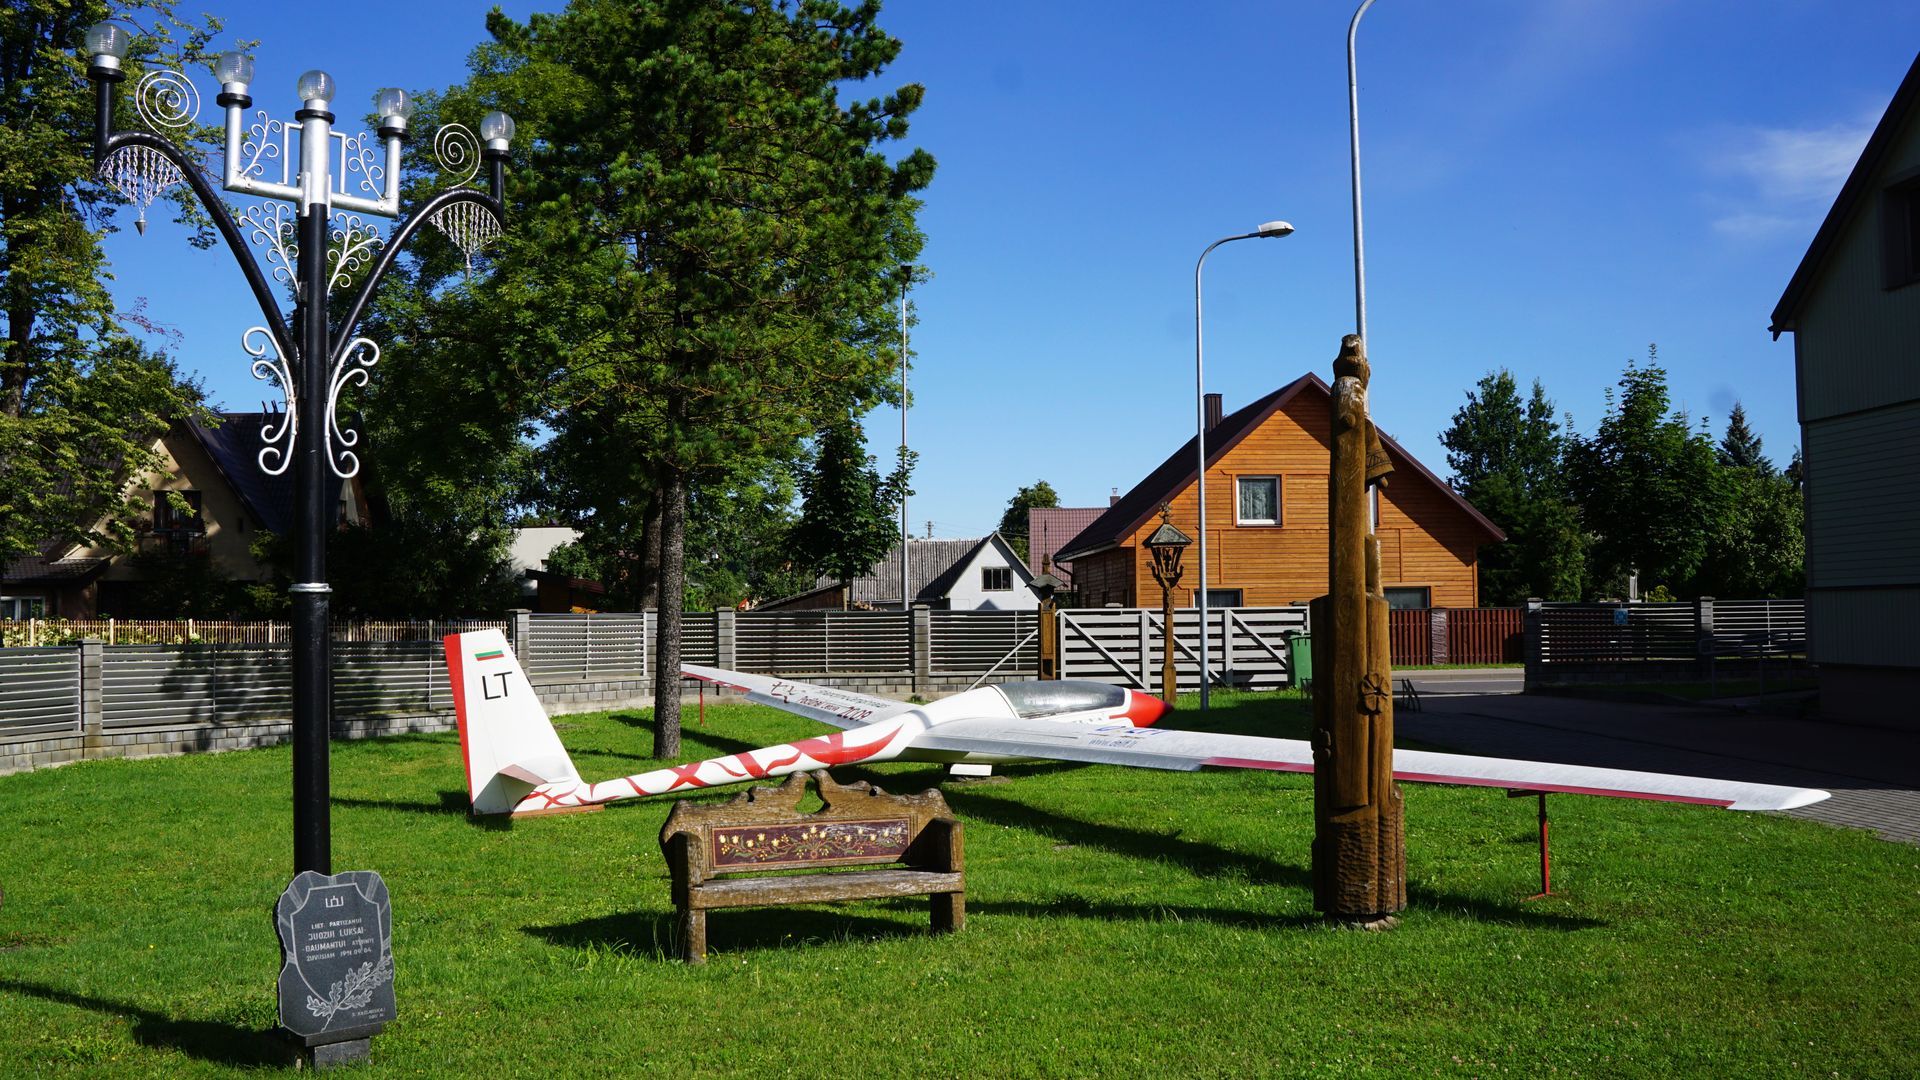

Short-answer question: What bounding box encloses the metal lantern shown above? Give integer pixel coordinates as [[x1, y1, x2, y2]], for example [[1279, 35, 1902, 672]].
[[1143, 512, 1192, 591]]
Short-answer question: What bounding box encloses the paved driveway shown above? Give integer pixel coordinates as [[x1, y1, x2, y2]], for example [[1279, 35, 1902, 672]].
[[1396, 691, 1920, 845]]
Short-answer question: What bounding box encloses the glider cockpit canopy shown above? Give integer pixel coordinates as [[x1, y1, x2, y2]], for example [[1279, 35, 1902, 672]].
[[993, 680, 1130, 720]]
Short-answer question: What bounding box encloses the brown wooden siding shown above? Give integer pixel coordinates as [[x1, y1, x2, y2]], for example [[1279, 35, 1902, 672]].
[[1108, 391, 1485, 608]]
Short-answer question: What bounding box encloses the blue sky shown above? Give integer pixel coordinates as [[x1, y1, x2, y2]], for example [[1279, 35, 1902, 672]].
[[100, 2, 1920, 539]]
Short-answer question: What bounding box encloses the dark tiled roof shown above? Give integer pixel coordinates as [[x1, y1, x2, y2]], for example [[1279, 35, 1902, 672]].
[[1772, 51, 1920, 335], [2, 554, 109, 585], [186, 412, 293, 534], [766, 536, 1032, 609], [1056, 372, 1503, 560]]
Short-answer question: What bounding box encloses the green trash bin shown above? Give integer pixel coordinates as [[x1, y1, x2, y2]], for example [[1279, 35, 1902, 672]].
[[1286, 631, 1312, 690]]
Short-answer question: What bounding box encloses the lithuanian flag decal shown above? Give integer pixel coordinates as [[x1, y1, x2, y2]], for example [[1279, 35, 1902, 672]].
[[474, 648, 504, 662]]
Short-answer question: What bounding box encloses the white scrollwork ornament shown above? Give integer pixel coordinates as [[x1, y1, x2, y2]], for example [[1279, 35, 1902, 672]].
[[431, 124, 480, 187], [327, 337, 380, 479], [328, 215, 385, 291], [239, 110, 292, 186], [336, 129, 386, 203], [98, 145, 186, 234], [246, 327, 297, 477], [133, 69, 200, 132], [239, 202, 299, 285]]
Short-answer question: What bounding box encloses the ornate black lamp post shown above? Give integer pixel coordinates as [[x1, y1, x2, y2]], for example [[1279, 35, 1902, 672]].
[[1142, 507, 1191, 706], [82, 23, 511, 877]]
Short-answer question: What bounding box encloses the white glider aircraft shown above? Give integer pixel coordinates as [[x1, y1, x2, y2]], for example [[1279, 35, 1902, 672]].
[[444, 629, 1829, 816]]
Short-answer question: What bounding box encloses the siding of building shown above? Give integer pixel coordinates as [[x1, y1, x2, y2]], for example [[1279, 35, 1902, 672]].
[[1114, 393, 1481, 608]]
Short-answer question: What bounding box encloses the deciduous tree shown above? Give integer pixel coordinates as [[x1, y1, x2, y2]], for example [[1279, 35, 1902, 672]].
[[1563, 347, 1721, 597], [1, 1, 218, 561], [996, 479, 1059, 564]]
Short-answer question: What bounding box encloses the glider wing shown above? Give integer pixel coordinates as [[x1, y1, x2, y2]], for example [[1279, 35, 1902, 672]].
[[683, 663, 916, 730], [908, 716, 1829, 812]]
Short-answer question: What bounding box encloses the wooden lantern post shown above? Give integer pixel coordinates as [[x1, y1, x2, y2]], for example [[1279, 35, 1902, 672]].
[[1033, 562, 1062, 680], [1143, 506, 1192, 707], [1309, 334, 1406, 926]]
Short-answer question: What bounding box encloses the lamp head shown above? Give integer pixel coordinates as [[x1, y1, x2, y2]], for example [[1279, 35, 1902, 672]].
[[1256, 220, 1295, 238], [296, 69, 335, 110], [84, 22, 131, 73], [376, 88, 412, 136], [479, 110, 516, 152], [214, 50, 253, 93]]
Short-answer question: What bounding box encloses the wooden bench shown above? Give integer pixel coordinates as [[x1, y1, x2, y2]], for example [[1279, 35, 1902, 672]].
[[659, 770, 964, 964]]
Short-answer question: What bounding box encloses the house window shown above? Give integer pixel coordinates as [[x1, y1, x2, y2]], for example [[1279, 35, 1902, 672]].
[[981, 566, 1012, 591], [1236, 476, 1280, 525], [153, 490, 204, 533], [1, 595, 47, 620], [1195, 588, 1242, 608], [1884, 171, 1920, 289], [1384, 586, 1430, 610]]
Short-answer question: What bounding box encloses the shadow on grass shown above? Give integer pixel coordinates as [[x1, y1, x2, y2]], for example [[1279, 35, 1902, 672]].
[[0, 979, 287, 1067], [526, 906, 929, 960], [945, 791, 1603, 930], [972, 897, 1327, 931], [331, 790, 511, 829], [943, 789, 1311, 888]]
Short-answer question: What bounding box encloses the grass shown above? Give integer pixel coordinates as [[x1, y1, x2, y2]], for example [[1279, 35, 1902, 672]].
[[2, 692, 1916, 1076]]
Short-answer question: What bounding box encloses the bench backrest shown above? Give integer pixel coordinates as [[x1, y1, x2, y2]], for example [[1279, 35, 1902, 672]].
[[660, 771, 955, 880]]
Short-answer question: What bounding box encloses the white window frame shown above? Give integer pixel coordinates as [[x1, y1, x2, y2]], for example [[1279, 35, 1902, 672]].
[[1235, 475, 1281, 526]]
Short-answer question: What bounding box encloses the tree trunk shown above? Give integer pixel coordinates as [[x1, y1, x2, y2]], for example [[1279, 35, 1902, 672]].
[[651, 457, 687, 759], [638, 497, 663, 610]]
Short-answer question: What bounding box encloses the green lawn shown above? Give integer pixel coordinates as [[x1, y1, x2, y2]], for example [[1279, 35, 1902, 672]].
[[1, 692, 1914, 1076]]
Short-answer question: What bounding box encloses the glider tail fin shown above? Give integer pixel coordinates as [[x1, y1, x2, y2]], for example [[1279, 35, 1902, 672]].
[[444, 629, 583, 814]]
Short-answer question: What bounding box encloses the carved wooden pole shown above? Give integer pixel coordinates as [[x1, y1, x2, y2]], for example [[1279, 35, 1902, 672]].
[[1144, 507, 1191, 707], [1310, 334, 1406, 924]]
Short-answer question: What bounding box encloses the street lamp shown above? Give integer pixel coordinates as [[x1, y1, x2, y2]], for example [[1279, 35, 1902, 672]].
[[1142, 506, 1192, 706], [1194, 220, 1292, 711], [83, 28, 510, 879]]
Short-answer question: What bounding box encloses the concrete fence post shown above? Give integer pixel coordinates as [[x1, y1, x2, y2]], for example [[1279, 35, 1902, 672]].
[[1694, 596, 1715, 677], [1523, 598, 1544, 691], [912, 605, 932, 692], [1429, 608, 1449, 665], [79, 637, 104, 750], [507, 609, 532, 656], [716, 609, 737, 670]]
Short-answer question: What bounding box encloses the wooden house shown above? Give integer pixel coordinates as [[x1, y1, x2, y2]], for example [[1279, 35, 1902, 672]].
[[1055, 374, 1503, 609], [1, 412, 367, 618], [1769, 51, 1920, 723]]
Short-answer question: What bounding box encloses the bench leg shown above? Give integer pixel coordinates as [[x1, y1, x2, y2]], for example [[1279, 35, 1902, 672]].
[[931, 890, 965, 934], [679, 907, 708, 964]]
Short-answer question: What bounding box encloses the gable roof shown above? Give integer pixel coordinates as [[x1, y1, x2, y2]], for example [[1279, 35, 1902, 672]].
[[1055, 372, 1504, 561], [917, 532, 1034, 599], [1771, 50, 1920, 336], [185, 413, 295, 535]]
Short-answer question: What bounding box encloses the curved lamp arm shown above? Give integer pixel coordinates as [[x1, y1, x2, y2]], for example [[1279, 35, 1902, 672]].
[[327, 186, 506, 367], [99, 130, 296, 362]]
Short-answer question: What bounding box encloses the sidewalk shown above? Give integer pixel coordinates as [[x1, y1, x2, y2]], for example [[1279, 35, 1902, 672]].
[[1398, 692, 1920, 845]]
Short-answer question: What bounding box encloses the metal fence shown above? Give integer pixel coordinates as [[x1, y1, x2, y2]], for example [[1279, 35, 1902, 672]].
[[929, 610, 1039, 675], [1057, 607, 1307, 692], [1529, 598, 1806, 666], [0, 648, 81, 737], [525, 613, 648, 685], [735, 610, 913, 674], [1388, 607, 1525, 665]]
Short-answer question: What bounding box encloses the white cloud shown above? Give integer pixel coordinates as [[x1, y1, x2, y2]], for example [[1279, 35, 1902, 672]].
[[1716, 121, 1874, 204], [1702, 116, 1876, 238]]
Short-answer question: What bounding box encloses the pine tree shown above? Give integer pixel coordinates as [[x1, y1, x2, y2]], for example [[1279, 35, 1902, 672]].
[[1440, 370, 1585, 602], [1718, 401, 1773, 476], [790, 419, 915, 609]]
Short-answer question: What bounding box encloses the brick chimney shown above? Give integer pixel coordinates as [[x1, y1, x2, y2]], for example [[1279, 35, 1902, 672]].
[[1109, 487, 1120, 506], [1204, 393, 1223, 431]]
